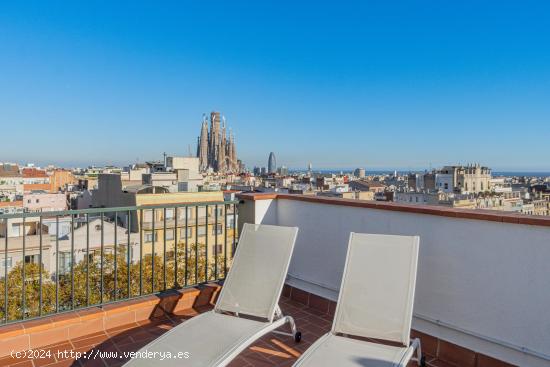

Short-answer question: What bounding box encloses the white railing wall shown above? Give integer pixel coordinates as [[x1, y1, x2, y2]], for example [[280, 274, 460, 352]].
[[238, 196, 550, 367]]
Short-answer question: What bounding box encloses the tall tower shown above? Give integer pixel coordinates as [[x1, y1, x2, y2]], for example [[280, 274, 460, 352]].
[[198, 115, 209, 171], [229, 129, 237, 173], [209, 112, 221, 170], [218, 117, 227, 173], [268, 152, 277, 174]]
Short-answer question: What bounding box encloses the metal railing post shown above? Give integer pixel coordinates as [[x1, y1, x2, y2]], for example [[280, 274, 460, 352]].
[[151, 209, 155, 293], [22, 217, 25, 320], [205, 205, 208, 283], [100, 212, 104, 305], [127, 210, 131, 298], [86, 213, 90, 307], [214, 204, 218, 280], [4, 219, 8, 323], [70, 214, 74, 310], [163, 208, 167, 291], [39, 216, 43, 317], [174, 207, 178, 288], [114, 211, 118, 301]]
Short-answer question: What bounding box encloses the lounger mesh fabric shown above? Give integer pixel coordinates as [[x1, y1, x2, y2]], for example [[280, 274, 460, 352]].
[[124, 312, 270, 367], [332, 233, 420, 346], [293, 333, 413, 367], [215, 223, 298, 321]]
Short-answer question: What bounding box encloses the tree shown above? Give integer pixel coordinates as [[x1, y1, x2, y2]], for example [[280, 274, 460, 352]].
[[0, 239, 230, 322], [0, 262, 56, 321]]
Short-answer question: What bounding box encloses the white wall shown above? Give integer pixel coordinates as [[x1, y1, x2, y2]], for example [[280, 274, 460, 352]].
[[242, 197, 550, 367]]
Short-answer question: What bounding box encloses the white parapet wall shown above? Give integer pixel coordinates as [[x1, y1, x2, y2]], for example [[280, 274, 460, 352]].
[[238, 195, 550, 367]]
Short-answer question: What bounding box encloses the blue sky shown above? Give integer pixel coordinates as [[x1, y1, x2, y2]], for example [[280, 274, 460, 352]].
[[1, 1, 549, 171]]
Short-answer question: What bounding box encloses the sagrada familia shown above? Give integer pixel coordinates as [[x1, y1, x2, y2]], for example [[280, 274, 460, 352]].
[[197, 112, 241, 173]]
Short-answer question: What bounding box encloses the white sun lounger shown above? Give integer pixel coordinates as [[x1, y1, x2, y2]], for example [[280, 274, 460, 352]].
[[293, 233, 424, 367], [124, 223, 300, 367]]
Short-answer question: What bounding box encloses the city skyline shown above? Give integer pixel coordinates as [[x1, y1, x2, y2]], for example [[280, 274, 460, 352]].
[[1, 2, 550, 170]]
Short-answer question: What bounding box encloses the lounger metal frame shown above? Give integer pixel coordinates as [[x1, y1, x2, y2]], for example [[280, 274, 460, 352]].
[[212, 304, 300, 367]]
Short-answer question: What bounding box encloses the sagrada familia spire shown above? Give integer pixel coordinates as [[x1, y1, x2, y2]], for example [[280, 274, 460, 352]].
[[197, 112, 240, 173]]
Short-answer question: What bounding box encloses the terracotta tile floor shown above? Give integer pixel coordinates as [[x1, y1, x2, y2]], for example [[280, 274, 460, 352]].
[[0, 297, 442, 367]]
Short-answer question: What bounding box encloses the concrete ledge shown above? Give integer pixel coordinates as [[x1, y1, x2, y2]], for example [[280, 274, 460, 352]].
[[237, 193, 550, 227]]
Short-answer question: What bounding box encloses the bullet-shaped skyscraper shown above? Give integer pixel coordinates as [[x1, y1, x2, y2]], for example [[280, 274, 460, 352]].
[[268, 152, 277, 174]]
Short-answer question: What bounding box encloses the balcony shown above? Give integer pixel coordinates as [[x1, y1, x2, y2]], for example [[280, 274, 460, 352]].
[[1, 194, 549, 367]]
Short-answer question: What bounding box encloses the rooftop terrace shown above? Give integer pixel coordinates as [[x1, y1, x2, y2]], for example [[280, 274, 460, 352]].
[[0, 285, 512, 367], [1, 194, 549, 367]]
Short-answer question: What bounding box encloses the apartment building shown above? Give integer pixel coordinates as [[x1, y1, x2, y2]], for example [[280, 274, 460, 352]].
[[23, 192, 67, 212], [92, 174, 235, 263], [410, 164, 493, 194]]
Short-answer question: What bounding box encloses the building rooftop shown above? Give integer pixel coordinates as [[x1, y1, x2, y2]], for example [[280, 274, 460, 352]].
[[0, 194, 547, 367], [0, 164, 21, 178], [0, 201, 23, 208], [21, 169, 48, 178]]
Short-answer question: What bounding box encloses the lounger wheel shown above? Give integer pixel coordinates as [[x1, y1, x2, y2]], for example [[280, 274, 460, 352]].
[[294, 331, 302, 343], [420, 355, 426, 367]]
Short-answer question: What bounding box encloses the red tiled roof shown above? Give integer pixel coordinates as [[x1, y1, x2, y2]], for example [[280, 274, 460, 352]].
[[21, 168, 48, 178], [363, 181, 386, 187], [23, 183, 51, 192], [0, 164, 20, 177], [0, 200, 22, 208]]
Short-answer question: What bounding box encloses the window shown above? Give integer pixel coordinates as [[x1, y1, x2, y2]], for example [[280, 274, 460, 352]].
[[143, 210, 153, 222], [36, 199, 40, 203], [212, 224, 222, 235], [165, 209, 174, 220], [0, 257, 12, 270], [213, 207, 223, 218], [179, 207, 191, 220], [180, 227, 192, 238], [227, 217, 236, 229], [145, 231, 158, 243], [59, 252, 71, 274], [197, 226, 206, 237], [215, 245, 223, 254], [444, 183, 449, 190], [25, 255, 39, 264], [166, 229, 174, 241], [124, 245, 135, 261]]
